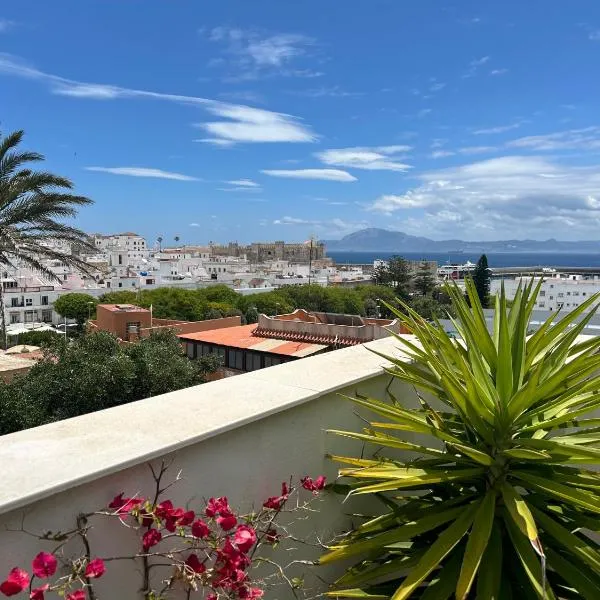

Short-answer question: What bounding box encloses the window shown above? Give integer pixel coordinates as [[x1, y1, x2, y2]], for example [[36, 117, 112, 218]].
[[538, 302, 545, 308], [227, 349, 244, 371], [41, 296, 49, 306], [567, 292, 571, 296], [264, 355, 282, 368], [106, 282, 111, 288], [246, 352, 262, 371], [539, 290, 546, 297], [132, 282, 136, 286], [146, 279, 153, 285], [549, 296, 554, 300], [558, 293, 564, 298], [187, 343, 196, 359], [118, 255, 123, 265], [42, 310, 52, 322], [25, 298, 33, 306], [550, 284, 554, 288], [64, 274, 68, 281], [10, 313, 19, 324], [583, 292, 587, 296], [118, 282, 122, 288], [11, 298, 19, 307]]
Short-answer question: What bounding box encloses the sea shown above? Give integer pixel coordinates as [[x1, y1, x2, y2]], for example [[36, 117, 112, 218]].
[[328, 251, 600, 269]]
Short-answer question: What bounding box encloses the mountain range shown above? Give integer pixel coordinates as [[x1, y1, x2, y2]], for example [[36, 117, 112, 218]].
[[323, 228, 600, 253]]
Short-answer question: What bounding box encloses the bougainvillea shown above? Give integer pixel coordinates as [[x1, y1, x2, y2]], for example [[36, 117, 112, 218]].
[[1, 465, 325, 599]]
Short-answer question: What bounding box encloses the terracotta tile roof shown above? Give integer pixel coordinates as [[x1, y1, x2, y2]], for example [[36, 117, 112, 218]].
[[252, 327, 362, 347], [179, 324, 328, 357]]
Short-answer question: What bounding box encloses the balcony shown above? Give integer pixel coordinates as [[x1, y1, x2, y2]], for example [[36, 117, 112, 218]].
[[0, 336, 409, 597]]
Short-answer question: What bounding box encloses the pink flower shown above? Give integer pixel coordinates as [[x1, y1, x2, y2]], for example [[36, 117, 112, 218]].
[[66, 591, 86, 600], [0, 568, 30, 596], [191, 519, 210, 539], [178, 510, 195, 527], [30, 584, 49, 600], [207, 595, 217, 600], [239, 587, 264, 599], [206, 496, 230, 518], [142, 528, 162, 551], [301, 475, 326, 493], [263, 482, 290, 510], [84, 558, 105, 579], [216, 512, 237, 531], [32, 553, 57, 578], [108, 493, 143, 514], [184, 554, 206, 574], [155, 500, 174, 520], [234, 525, 257, 553]]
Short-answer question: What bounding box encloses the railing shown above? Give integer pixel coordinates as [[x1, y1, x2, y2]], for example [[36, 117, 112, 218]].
[[0, 336, 410, 598]]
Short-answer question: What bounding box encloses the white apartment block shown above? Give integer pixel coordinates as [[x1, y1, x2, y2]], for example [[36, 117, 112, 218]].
[[492, 275, 600, 312]]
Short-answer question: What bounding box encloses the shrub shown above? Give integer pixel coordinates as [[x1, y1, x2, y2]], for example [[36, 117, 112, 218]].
[[323, 280, 600, 599]]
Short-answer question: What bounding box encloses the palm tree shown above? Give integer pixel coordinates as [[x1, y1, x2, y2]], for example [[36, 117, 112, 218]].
[[157, 236, 163, 251], [0, 130, 94, 348], [174, 235, 180, 246]]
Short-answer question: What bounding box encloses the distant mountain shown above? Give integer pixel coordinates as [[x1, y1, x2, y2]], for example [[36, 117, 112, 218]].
[[323, 228, 600, 253]]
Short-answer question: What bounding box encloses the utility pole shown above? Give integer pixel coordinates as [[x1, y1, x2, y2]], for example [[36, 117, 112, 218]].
[[308, 234, 314, 286]]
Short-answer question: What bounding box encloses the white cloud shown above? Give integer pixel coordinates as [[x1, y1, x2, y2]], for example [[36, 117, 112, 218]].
[[85, 167, 200, 181], [431, 150, 456, 158], [474, 122, 522, 135], [316, 145, 412, 172], [366, 155, 600, 239], [589, 30, 600, 41], [273, 216, 369, 235], [203, 27, 318, 80], [189, 223, 200, 227], [0, 53, 317, 145], [195, 138, 237, 147], [417, 108, 432, 118], [471, 56, 490, 67], [490, 68, 509, 76], [458, 146, 497, 155], [431, 138, 448, 149], [430, 82, 446, 92], [262, 169, 357, 182], [225, 179, 260, 187], [289, 86, 363, 98], [508, 127, 600, 151]]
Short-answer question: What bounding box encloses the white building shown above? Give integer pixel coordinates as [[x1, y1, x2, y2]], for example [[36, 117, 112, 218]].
[[492, 275, 600, 312]]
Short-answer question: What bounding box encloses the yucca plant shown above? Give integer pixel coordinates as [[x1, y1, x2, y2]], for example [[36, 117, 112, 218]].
[[322, 279, 600, 599]]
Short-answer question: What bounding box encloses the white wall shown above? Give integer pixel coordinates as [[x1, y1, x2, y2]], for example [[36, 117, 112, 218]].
[[0, 337, 410, 599]]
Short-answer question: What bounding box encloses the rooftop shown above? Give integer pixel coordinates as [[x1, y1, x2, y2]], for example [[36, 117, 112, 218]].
[[179, 323, 328, 357], [101, 304, 150, 313]]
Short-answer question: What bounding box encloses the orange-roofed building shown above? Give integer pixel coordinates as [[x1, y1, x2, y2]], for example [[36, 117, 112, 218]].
[[179, 309, 401, 376]]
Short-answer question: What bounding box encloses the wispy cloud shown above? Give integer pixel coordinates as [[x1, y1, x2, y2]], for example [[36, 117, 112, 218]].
[[316, 145, 412, 172], [85, 167, 200, 181], [589, 30, 600, 41], [273, 216, 369, 236], [262, 169, 357, 182], [189, 223, 200, 227], [458, 146, 497, 155], [202, 27, 320, 80], [218, 90, 266, 104], [0, 19, 15, 32], [490, 68, 509, 76], [474, 122, 522, 135], [417, 108, 432, 118], [431, 150, 456, 158], [463, 56, 490, 78], [366, 155, 600, 239], [225, 179, 260, 188], [0, 53, 317, 145], [508, 126, 600, 151], [288, 85, 363, 98]]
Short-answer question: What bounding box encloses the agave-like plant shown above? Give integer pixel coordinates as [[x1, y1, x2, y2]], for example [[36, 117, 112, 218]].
[[322, 279, 600, 599]]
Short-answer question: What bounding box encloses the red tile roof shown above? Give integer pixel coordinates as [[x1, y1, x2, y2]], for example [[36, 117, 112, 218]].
[[179, 324, 327, 357]]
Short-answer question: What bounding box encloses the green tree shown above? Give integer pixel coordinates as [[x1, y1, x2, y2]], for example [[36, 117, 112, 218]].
[[324, 280, 600, 599], [245, 305, 259, 324], [472, 253, 491, 308], [0, 330, 220, 435], [54, 293, 98, 330], [413, 261, 437, 296], [15, 329, 62, 347], [372, 256, 412, 299], [0, 130, 94, 348]]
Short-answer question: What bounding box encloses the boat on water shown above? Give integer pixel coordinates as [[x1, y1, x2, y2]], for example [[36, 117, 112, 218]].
[[437, 261, 476, 280]]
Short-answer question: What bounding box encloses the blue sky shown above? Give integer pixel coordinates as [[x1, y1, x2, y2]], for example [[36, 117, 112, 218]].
[[2, 1, 600, 244]]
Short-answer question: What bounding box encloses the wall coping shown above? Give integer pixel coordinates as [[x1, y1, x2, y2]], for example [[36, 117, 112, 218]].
[[0, 336, 411, 516]]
